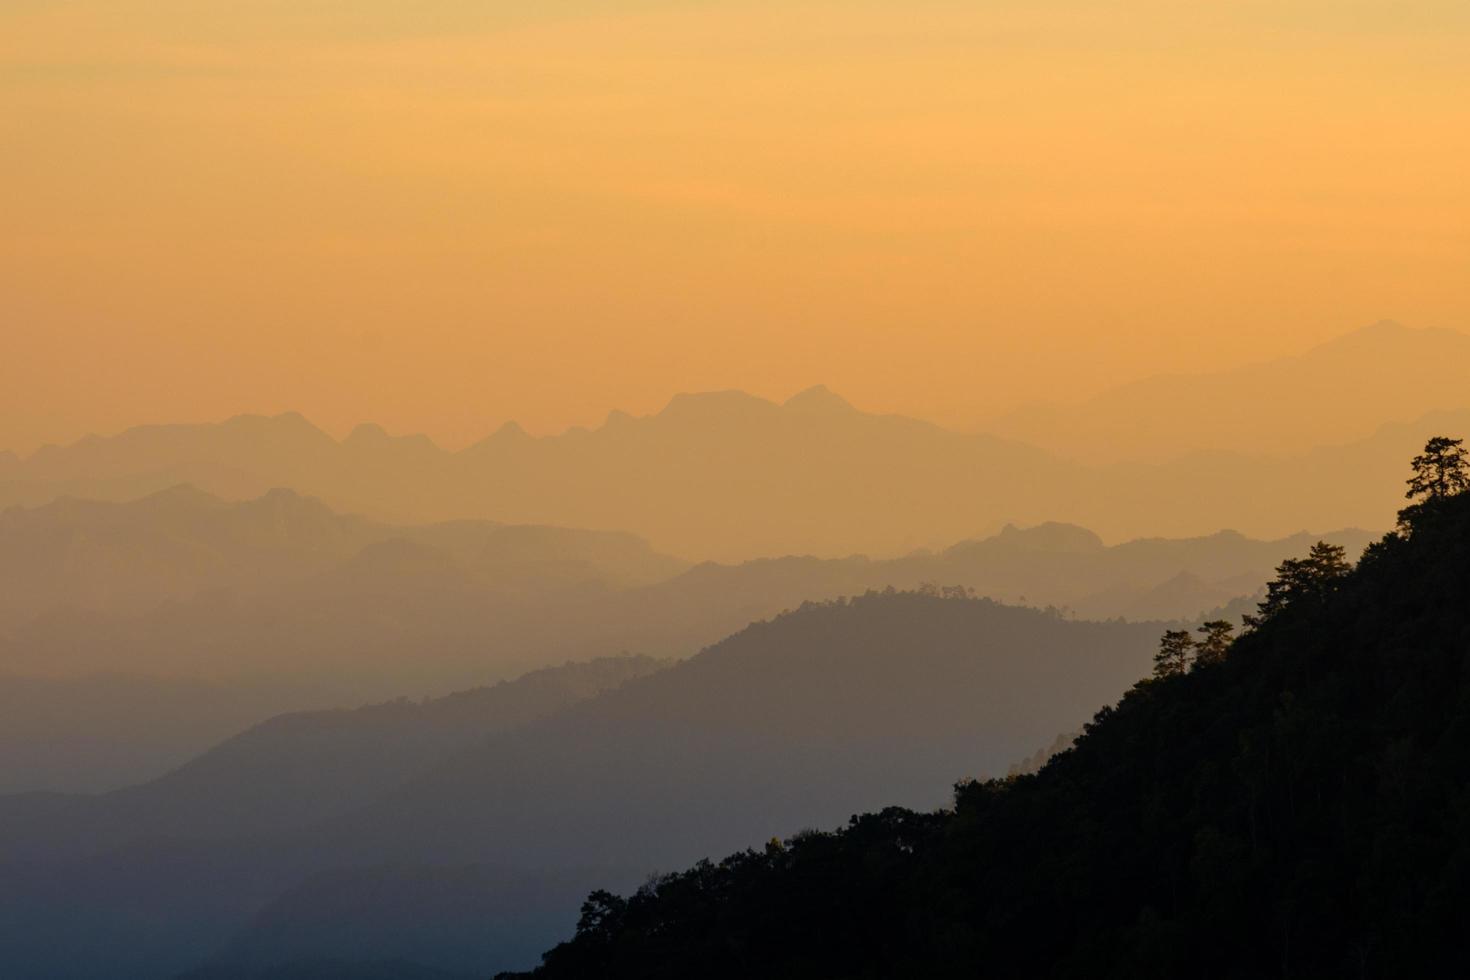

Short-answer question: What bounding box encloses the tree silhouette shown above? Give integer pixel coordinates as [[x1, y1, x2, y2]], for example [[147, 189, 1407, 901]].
[[1406, 436, 1470, 502], [1246, 541, 1351, 628], [1193, 619, 1234, 667], [1399, 436, 1470, 534], [1153, 629, 1194, 678]]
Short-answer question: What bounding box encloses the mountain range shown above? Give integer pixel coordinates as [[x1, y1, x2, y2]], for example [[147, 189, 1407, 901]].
[[0, 484, 684, 629], [0, 591, 1161, 979], [991, 320, 1470, 461], [4, 325, 1467, 561], [0, 483, 1372, 796]]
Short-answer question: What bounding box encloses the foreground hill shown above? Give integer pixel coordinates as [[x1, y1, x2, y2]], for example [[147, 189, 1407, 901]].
[[509, 473, 1470, 978], [0, 594, 1158, 979]]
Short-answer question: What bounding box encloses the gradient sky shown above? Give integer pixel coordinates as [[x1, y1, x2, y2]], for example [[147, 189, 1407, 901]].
[[3, 0, 1467, 454]]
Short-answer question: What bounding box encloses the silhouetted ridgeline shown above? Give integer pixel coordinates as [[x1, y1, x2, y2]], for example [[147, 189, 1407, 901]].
[[505, 467, 1470, 978], [0, 673, 318, 794], [0, 593, 1158, 979], [0, 483, 1368, 703], [0, 656, 667, 860], [990, 320, 1470, 461], [0, 484, 684, 628], [3, 345, 1462, 559]]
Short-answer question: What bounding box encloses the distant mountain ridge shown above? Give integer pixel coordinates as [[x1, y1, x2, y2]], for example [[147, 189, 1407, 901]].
[[0, 485, 685, 629], [0, 485, 1371, 708], [1, 342, 1461, 557], [991, 320, 1470, 461]]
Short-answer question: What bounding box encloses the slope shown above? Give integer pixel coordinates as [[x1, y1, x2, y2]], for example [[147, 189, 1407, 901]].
[[0, 656, 666, 860], [0, 594, 1160, 979], [514, 470, 1470, 979]]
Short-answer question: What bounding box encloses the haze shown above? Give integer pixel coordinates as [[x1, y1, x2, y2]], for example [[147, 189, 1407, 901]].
[[7, 5, 1470, 978], [4, 0, 1468, 454]]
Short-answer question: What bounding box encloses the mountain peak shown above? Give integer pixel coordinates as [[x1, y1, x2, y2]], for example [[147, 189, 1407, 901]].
[[344, 423, 439, 452], [1312, 319, 1469, 356], [657, 389, 775, 421], [783, 385, 854, 414], [345, 422, 389, 445], [137, 483, 224, 510], [992, 521, 1105, 553], [1352, 318, 1406, 337], [218, 411, 333, 442]]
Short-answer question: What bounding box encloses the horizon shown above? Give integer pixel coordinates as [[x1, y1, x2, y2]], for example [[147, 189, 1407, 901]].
[[5, 318, 1464, 456], [6, 0, 1468, 457], [5, 4, 1469, 977]]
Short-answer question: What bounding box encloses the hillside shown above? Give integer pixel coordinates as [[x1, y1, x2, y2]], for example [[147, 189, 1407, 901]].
[[0, 656, 666, 860], [509, 460, 1470, 978], [0, 487, 1368, 798], [0, 594, 1159, 979], [0, 674, 316, 794]]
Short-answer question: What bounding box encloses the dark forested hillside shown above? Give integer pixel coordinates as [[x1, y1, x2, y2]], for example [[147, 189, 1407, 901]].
[[511, 468, 1470, 978]]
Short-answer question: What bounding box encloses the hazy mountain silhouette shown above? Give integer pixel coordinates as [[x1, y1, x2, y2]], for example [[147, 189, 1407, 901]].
[[992, 320, 1470, 461], [0, 485, 683, 629], [0, 481, 1371, 804], [1, 343, 1459, 557], [0, 487, 1368, 721], [0, 674, 322, 794], [2, 391, 1055, 559], [182, 867, 603, 980], [0, 592, 1159, 979], [186, 959, 477, 980], [0, 657, 664, 860]]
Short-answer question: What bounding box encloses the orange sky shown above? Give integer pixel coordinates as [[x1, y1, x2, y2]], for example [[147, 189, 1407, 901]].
[[3, 0, 1468, 454]]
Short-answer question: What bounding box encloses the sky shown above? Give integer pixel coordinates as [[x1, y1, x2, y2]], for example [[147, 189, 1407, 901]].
[[2, 0, 1468, 454]]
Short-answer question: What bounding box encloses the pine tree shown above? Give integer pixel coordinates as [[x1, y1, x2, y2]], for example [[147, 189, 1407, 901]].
[[1153, 629, 1194, 678], [1399, 436, 1470, 533], [1246, 541, 1351, 628], [1406, 436, 1470, 502], [1193, 619, 1234, 667]]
